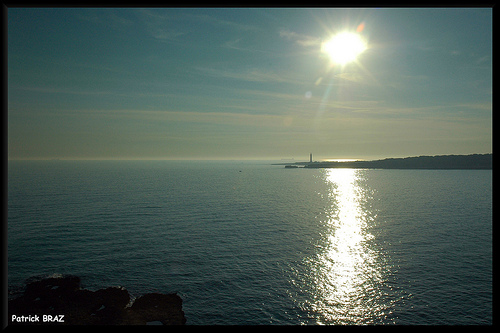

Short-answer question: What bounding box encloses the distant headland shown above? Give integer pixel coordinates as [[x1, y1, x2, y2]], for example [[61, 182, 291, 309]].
[[275, 154, 492, 170]]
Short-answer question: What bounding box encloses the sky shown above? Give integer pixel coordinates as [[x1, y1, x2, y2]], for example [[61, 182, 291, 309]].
[[8, 8, 492, 161]]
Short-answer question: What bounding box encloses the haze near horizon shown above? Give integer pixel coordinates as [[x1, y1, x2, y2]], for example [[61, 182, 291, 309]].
[[8, 8, 492, 161]]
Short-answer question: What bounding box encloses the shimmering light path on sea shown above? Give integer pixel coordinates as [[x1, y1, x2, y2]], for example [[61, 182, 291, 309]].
[[293, 169, 400, 324]]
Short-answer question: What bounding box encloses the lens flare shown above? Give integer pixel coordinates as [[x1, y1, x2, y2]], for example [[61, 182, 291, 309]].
[[356, 22, 365, 33]]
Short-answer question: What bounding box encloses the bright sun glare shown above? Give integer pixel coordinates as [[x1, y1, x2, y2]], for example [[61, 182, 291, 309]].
[[322, 32, 367, 65]]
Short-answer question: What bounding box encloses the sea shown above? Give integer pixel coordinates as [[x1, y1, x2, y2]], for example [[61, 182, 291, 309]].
[[7, 160, 492, 325]]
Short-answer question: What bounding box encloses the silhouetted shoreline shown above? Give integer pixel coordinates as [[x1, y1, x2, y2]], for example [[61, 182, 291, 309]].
[[275, 154, 492, 169], [8, 275, 186, 325]]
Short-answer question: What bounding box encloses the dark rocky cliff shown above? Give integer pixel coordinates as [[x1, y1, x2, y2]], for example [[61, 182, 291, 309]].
[[8, 275, 186, 325]]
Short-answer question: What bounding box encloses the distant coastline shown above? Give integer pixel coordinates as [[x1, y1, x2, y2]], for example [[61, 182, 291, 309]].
[[274, 154, 492, 170]]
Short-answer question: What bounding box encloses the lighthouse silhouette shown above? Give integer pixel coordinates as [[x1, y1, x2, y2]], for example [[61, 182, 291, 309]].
[[309, 153, 313, 163]]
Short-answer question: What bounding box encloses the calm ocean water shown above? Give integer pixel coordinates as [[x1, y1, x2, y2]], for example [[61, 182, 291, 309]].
[[7, 160, 492, 325]]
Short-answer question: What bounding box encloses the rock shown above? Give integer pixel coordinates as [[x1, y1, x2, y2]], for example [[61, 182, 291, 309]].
[[8, 275, 186, 325], [95, 287, 130, 309], [23, 274, 81, 301], [130, 293, 186, 325]]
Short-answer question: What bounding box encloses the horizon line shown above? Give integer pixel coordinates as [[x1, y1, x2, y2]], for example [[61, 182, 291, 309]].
[[7, 152, 492, 163]]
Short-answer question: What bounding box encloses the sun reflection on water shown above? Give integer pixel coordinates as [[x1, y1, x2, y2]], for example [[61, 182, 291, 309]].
[[302, 168, 393, 325]]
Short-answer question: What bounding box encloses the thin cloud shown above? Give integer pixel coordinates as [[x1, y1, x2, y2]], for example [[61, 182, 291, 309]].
[[13, 85, 113, 96], [222, 38, 275, 55], [150, 29, 185, 41], [138, 9, 259, 42], [334, 72, 368, 84], [188, 13, 261, 32], [458, 102, 491, 110], [475, 55, 490, 64], [73, 109, 300, 130], [279, 29, 321, 47], [77, 11, 135, 30], [195, 67, 291, 83], [138, 9, 186, 41]]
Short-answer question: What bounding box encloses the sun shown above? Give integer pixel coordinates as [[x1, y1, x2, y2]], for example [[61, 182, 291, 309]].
[[322, 32, 367, 66]]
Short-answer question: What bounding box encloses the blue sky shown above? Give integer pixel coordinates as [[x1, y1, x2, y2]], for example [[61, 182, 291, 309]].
[[8, 8, 492, 160]]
